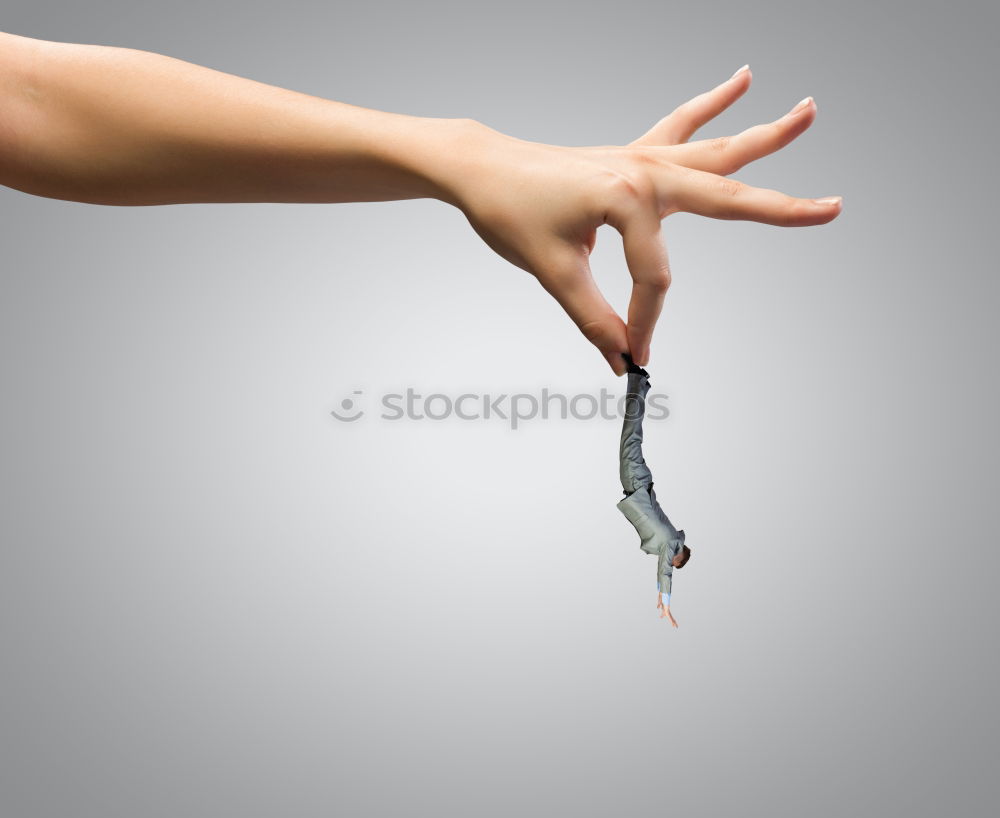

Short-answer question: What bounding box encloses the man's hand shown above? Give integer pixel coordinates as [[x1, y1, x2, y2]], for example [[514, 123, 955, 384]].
[[657, 593, 679, 626], [446, 65, 842, 374]]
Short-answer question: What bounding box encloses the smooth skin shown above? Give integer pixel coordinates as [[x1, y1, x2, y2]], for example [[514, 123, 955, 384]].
[[0, 32, 842, 373]]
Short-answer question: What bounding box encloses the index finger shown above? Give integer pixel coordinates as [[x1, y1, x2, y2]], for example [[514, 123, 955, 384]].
[[618, 206, 672, 367]]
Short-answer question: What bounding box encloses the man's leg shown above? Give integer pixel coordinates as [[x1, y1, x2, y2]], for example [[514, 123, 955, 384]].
[[619, 355, 654, 495]]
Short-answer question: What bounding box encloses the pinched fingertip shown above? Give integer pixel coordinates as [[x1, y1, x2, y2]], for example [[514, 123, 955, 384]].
[[608, 351, 629, 376]]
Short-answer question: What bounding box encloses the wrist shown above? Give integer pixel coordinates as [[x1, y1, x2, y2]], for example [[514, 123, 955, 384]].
[[399, 117, 528, 212], [358, 113, 489, 208]]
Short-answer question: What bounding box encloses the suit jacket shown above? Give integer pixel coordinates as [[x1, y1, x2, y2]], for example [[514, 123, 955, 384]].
[[616, 484, 686, 595]]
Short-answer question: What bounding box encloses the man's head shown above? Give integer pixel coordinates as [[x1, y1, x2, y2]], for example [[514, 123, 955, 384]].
[[671, 544, 691, 569]]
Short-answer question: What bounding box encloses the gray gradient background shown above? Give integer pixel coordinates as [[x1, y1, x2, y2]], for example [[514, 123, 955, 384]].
[[1, 1, 997, 816]]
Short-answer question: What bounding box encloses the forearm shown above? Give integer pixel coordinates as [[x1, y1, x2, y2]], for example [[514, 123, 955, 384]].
[[0, 31, 474, 206]]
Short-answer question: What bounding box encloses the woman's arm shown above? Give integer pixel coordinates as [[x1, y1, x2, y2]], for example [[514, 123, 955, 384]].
[[0, 32, 843, 374], [0, 30, 470, 206]]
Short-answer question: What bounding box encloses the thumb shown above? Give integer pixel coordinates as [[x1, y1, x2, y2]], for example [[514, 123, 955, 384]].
[[533, 245, 629, 376], [580, 314, 630, 376]]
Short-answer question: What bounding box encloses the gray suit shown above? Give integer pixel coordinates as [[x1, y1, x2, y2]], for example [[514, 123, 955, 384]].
[[616, 364, 686, 596]]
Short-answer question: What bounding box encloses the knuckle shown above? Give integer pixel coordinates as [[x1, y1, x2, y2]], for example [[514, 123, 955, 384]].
[[578, 318, 605, 344], [716, 177, 745, 198], [595, 157, 661, 227], [578, 316, 616, 348], [629, 147, 659, 167], [708, 135, 732, 153], [610, 169, 655, 207], [636, 267, 671, 293], [607, 171, 642, 200]]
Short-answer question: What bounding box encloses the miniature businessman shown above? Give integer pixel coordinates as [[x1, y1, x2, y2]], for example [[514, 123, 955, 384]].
[[616, 354, 692, 626]]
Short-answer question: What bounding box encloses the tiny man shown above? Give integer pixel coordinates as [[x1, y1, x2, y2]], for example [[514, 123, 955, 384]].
[[616, 354, 692, 626]]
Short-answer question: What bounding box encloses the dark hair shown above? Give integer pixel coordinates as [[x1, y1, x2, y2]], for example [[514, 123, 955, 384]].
[[675, 544, 692, 568]]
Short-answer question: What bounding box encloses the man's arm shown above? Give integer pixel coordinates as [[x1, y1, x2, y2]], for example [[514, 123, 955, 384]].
[[656, 584, 678, 627], [656, 552, 679, 625], [657, 561, 672, 599]]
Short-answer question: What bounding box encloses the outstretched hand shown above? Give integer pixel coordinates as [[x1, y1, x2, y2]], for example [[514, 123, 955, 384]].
[[448, 65, 842, 375], [656, 593, 679, 627], [0, 38, 839, 376]]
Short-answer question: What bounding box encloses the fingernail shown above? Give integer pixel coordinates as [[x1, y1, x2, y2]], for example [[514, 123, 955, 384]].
[[790, 96, 813, 115], [730, 64, 750, 79], [813, 196, 842, 206]]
